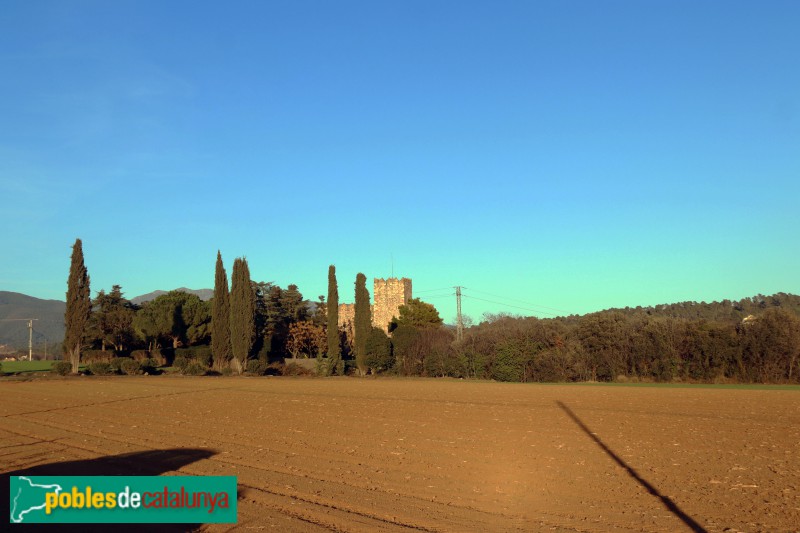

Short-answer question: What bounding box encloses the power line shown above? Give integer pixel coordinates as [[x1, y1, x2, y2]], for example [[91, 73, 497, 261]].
[[464, 288, 567, 313], [414, 287, 454, 294], [461, 295, 560, 317]]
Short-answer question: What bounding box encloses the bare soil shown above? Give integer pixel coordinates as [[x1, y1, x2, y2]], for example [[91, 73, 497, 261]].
[[1, 377, 798, 532]]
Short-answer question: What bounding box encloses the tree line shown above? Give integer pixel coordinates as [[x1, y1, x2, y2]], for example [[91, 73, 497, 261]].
[[63, 241, 328, 375], [63, 239, 800, 382]]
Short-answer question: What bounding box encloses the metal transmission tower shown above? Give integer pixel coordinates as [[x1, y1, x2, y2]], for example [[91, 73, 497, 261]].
[[0, 318, 39, 360], [454, 286, 464, 341]]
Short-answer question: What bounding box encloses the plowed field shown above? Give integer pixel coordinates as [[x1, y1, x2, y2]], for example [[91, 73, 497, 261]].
[[2, 377, 799, 532]]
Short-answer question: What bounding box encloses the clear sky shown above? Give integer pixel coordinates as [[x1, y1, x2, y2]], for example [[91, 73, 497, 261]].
[[1, 0, 798, 323]]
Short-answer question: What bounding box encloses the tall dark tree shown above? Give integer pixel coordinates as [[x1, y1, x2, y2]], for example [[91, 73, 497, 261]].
[[64, 238, 91, 373], [283, 284, 307, 322], [310, 295, 327, 328], [230, 257, 256, 373], [212, 251, 232, 370], [88, 285, 136, 352], [252, 282, 307, 360], [326, 265, 341, 374], [354, 272, 371, 376]]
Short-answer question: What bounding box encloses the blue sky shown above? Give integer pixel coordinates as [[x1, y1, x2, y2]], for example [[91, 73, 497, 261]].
[[1, 0, 798, 323]]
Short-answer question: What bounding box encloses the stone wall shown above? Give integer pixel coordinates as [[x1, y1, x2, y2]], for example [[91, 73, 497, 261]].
[[373, 277, 412, 333], [338, 303, 356, 344], [338, 277, 412, 337]]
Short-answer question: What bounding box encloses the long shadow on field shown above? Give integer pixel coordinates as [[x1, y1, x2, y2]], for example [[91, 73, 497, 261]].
[[2, 447, 222, 532], [556, 401, 707, 533]]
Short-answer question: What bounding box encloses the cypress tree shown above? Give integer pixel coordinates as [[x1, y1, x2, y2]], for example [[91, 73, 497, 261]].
[[326, 265, 341, 374], [354, 272, 371, 376], [212, 251, 232, 370], [64, 238, 91, 373], [230, 257, 256, 373]]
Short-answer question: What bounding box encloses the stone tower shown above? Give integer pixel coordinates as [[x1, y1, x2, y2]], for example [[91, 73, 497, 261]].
[[372, 277, 412, 333]]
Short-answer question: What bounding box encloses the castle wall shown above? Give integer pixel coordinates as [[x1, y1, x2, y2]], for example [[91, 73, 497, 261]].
[[338, 303, 356, 345], [373, 277, 412, 333], [338, 277, 412, 338]]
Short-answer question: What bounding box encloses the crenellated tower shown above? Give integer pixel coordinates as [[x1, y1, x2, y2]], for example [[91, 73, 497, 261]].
[[372, 277, 412, 333]]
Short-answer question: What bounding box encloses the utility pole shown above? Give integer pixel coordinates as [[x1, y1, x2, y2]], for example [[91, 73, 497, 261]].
[[27, 319, 34, 361], [0, 318, 38, 360], [454, 286, 464, 341]]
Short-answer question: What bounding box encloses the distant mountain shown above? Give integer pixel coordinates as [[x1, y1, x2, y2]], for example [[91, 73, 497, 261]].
[[0, 291, 65, 352], [131, 288, 214, 305]]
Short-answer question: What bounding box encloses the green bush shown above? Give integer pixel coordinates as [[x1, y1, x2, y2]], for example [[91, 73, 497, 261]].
[[120, 359, 142, 375], [132, 350, 167, 367], [110, 358, 124, 373], [489, 344, 527, 382], [364, 328, 393, 373], [220, 366, 233, 376], [87, 362, 115, 376], [52, 361, 72, 375], [140, 358, 161, 374], [424, 350, 466, 378], [182, 361, 207, 376], [83, 350, 113, 364], [131, 350, 149, 361], [246, 359, 268, 375], [175, 346, 213, 367], [196, 352, 213, 368], [315, 357, 330, 376], [173, 356, 190, 372], [149, 350, 168, 367]]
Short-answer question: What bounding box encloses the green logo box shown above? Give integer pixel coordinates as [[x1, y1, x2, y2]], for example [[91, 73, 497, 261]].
[[9, 475, 237, 524]]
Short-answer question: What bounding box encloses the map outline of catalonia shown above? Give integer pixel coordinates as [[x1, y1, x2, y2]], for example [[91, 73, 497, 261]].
[[10, 476, 63, 523]]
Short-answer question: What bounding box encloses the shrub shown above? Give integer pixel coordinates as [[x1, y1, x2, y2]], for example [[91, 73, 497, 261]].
[[52, 361, 72, 375], [131, 350, 167, 367], [149, 350, 168, 367], [131, 350, 150, 362], [489, 345, 527, 382], [120, 359, 142, 375], [315, 357, 331, 376], [110, 357, 125, 373], [140, 358, 161, 374], [194, 352, 212, 368], [364, 328, 393, 374], [182, 361, 207, 376], [175, 346, 213, 367], [87, 362, 115, 376], [283, 362, 313, 376], [220, 366, 233, 376], [83, 350, 113, 364], [246, 359, 268, 375], [424, 349, 466, 378], [173, 356, 190, 372]]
